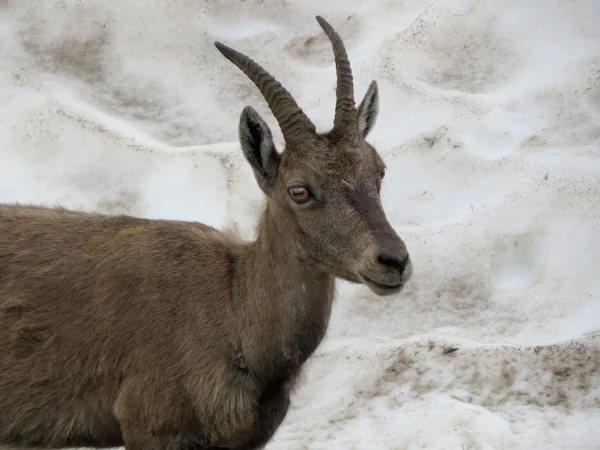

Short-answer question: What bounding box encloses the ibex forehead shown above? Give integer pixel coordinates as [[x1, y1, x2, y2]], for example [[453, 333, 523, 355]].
[[280, 142, 383, 185]]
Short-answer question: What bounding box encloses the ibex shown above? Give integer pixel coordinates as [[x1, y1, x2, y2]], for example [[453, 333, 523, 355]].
[[0, 16, 412, 450]]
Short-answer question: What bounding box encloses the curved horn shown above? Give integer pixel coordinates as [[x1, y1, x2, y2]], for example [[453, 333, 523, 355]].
[[316, 16, 357, 131], [214, 41, 316, 143]]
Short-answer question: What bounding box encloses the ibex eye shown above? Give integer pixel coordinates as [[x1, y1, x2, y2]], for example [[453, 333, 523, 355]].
[[380, 168, 386, 180], [288, 185, 311, 203]]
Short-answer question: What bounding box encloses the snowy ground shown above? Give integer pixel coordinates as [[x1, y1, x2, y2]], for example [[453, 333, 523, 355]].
[[1, 0, 600, 449]]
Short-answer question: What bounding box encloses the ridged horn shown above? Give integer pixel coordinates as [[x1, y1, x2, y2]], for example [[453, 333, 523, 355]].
[[214, 41, 316, 144], [316, 15, 357, 131]]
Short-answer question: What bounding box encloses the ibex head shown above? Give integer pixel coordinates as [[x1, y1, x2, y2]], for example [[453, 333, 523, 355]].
[[215, 16, 412, 295]]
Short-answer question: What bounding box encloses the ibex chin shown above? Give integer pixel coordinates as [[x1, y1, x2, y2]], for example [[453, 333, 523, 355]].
[[0, 16, 412, 450]]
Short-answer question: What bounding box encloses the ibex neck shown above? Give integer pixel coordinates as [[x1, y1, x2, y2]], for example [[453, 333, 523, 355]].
[[254, 202, 333, 295], [242, 202, 335, 374]]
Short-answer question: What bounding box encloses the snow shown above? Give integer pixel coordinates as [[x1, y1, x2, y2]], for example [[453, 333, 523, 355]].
[[1, 0, 599, 448]]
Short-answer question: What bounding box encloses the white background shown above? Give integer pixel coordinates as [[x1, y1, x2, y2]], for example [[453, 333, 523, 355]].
[[1, 0, 599, 448]]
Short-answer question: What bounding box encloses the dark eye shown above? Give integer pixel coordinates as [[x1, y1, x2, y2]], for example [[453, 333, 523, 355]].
[[288, 185, 311, 203], [377, 168, 385, 194]]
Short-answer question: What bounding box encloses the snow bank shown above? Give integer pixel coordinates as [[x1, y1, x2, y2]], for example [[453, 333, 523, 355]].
[[1, 0, 599, 448]]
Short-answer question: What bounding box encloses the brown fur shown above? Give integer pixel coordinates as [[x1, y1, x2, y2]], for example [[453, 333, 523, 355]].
[[0, 17, 412, 450]]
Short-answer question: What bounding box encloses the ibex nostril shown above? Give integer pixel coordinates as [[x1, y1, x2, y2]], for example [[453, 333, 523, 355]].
[[377, 252, 409, 272]]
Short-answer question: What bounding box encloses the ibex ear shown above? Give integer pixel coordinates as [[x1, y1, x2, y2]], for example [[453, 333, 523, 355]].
[[357, 80, 379, 138], [239, 106, 280, 193]]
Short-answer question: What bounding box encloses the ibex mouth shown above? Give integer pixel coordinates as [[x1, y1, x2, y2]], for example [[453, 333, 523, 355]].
[[360, 273, 405, 295]]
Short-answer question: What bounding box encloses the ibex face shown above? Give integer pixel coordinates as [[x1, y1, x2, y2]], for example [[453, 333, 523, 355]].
[[216, 16, 412, 296]]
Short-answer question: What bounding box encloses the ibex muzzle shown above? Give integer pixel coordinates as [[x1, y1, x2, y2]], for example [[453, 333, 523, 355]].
[[0, 16, 412, 450]]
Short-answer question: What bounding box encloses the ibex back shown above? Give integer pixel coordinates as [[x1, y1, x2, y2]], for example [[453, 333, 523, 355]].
[[0, 16, 412, 450]]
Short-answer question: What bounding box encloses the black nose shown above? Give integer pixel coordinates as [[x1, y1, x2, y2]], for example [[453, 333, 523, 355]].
[[377, 251, 409, 272]]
